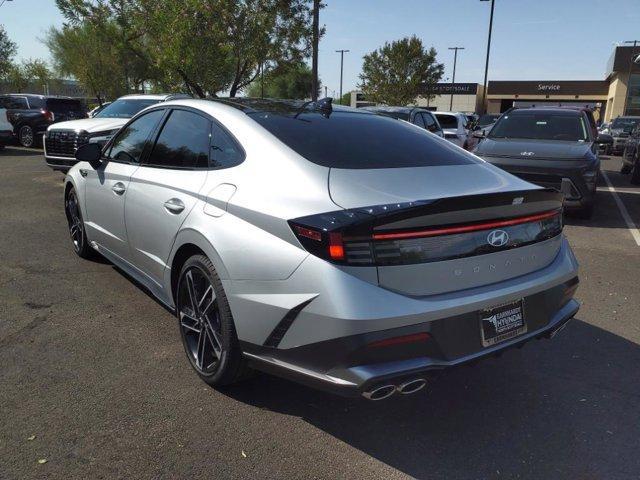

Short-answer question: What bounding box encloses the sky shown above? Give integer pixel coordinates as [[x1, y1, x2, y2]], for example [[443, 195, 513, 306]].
[[1, 0, 640, 97]]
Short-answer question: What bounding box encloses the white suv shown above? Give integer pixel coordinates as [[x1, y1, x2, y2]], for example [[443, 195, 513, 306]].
[[435, 111, 471, 149], [0, 107, 12, 149], [44, 93, 190, 172]]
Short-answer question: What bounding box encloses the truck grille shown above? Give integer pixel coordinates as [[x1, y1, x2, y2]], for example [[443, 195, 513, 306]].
[[45, 130, 89, 157]]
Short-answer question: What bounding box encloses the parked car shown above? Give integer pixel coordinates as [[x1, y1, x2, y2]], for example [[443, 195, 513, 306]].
[[621, 123, 640, 184], [434, 111, 471, 149], [0, 107, 13, 150], [44, 93, 190, 172], [603, 116, 640, 155], [0, 94, 86, 148], [88, 102, 112, 118], [473, 107, 612, 218], [363, 106, 444, 137], [65, 98, 580, 400]]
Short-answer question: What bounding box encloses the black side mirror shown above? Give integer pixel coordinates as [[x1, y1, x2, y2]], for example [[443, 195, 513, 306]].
[[596, 133, 613, 146], [75, 142, 103, 169]]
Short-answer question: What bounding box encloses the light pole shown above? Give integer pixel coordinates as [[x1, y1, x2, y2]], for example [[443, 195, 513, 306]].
[[336, 49, 349, 104], [311, 0, 320, 101], [480, 0, 495, 114], [448, 47, 464, 111], [623, 40, 640, 115]]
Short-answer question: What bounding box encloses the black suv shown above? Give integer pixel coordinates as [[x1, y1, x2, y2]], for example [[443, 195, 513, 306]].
[[473, 107, 612, 218], [0, 94, 86, 148]]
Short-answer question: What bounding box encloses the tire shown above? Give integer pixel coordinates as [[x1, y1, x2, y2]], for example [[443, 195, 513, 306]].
[[64, 187, 93, 258], [621, 163, 632, 174], [18, 125, 35, 148], [631, 161, 640, 185], [176, 254, 250, 387]]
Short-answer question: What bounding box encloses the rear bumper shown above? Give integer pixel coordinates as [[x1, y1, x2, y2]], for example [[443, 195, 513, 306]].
[[232, 237, 580, 397], [243, 290, 579, 398]]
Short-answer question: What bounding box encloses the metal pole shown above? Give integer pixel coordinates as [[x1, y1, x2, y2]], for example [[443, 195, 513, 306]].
[[311, 0, 320, 101], [481, 0, 495, 114], [623, 40, 639, 115], [260, 62, 264, 99], [336, 49, 350, 104], [448, 47, 464, 111]]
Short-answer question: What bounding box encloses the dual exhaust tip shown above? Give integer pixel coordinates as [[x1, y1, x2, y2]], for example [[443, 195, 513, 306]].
[[362, 378, 427, 401]]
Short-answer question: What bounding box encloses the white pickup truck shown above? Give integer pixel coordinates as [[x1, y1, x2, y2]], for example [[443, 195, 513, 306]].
[[0, 107, 13, 150]]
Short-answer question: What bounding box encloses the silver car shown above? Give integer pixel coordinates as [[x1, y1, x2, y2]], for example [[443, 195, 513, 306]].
[[65, 98, 580, 400]]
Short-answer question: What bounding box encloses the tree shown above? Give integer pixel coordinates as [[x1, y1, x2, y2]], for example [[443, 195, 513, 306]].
[[46, 21, 135, 103], [358, 36, 444, 106], [340, 91, 351, 106], [246, 62, 319, 99], [0, 25, 17, 78]]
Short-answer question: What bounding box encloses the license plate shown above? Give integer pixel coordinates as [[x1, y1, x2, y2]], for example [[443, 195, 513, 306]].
[[480, 299, 526, 347]]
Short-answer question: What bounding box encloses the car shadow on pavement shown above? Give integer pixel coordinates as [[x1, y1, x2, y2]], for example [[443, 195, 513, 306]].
[[0, 147, 43, 157], [222, 319, 640, 479]]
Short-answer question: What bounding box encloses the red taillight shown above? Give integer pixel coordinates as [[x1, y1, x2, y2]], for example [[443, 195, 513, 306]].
[[368, 332, 431, 348], [41, 110, 55, 122], [328, 232, 345, 260]]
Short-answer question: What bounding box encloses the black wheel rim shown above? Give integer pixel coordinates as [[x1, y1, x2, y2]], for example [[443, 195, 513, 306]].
[[178, 266, 223, 374], [65, 192, 84, 253], [20, 127, 33, 147]]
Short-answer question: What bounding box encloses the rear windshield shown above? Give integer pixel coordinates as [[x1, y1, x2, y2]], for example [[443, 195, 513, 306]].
[[435, 114, 458, 129], [249, 110, 475, 169], [489, 112, 589, 142], [96, 99, 161, 118], [46, 98, 84, 112]]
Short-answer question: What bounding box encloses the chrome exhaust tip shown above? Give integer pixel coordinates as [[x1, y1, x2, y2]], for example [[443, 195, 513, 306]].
[[362, 384, 396, 401], [397, 378, 427, 395]]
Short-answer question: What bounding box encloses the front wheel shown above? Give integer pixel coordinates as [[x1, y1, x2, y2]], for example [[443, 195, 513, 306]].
[[176, 255, 250, 387], [64, 187, 93, 258], [621, 163, 632, 174], [18, 125, 35, 148]]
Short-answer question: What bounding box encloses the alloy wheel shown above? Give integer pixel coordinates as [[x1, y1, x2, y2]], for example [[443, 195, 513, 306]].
[[65, 191, 84, 253], [178, 266, 224, 374], [19, 126, 34, 148]]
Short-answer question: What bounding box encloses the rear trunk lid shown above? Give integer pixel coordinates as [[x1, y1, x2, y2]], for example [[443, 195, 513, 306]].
[[328, 164, 564, 296]]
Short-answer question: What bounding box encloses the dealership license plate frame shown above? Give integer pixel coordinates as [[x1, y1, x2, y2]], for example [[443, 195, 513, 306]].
[[479, 299, 527, 348]]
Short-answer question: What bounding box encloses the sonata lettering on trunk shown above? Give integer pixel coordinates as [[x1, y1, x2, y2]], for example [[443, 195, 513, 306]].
[[452, 254, 537, 277]]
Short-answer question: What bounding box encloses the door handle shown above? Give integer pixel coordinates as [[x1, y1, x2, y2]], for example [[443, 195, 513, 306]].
[[112, 182, 126, 195], [164, 198, 185, 214]]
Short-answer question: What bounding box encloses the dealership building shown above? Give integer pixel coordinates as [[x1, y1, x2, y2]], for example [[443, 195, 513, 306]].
[[352, 45, 640, 122]]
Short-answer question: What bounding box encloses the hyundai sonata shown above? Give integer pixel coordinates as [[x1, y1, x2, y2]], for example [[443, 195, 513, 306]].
[[65, 98, 579, 400]]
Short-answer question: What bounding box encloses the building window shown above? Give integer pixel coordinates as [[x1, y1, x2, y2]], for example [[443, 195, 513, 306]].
[[625, 74, 640, 116]]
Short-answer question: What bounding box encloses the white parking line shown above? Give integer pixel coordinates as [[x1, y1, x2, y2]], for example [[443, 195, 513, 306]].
[[601, 170, 640, 247]]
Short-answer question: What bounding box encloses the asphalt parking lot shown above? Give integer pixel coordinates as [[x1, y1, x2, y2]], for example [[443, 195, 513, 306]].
[[1, 148, 639, 480]]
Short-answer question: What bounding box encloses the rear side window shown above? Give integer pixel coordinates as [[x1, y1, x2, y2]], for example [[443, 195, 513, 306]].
[[435, 114, 458, 129], [147, 109, 211, 169], [210, 123, 244, 168], [3, 96, 28, 109], [108, 109, 165, 163], [249, 111, 474, 169]]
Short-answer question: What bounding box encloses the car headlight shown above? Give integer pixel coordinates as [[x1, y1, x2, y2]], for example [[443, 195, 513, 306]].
[[88, 129, 119, 145]]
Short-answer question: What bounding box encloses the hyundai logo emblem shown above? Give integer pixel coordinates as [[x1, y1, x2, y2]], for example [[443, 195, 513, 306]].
[[520, 151, 535, 156], [487, 229, 509, 247]]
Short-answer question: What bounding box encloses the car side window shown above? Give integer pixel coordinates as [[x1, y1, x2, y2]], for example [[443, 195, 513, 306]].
[[412, 113, 426, 129], [107, 109, 165, 164], [4, 97, 28, 109], [210, 122, 245, 169], [423, 113, 440, 133], [147, 109, 211, 169]]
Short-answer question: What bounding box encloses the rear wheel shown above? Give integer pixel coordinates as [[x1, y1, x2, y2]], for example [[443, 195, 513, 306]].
[[18, 125, 35, 148], [621, 163, 632, 174], [176, 255, 250, 387]]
